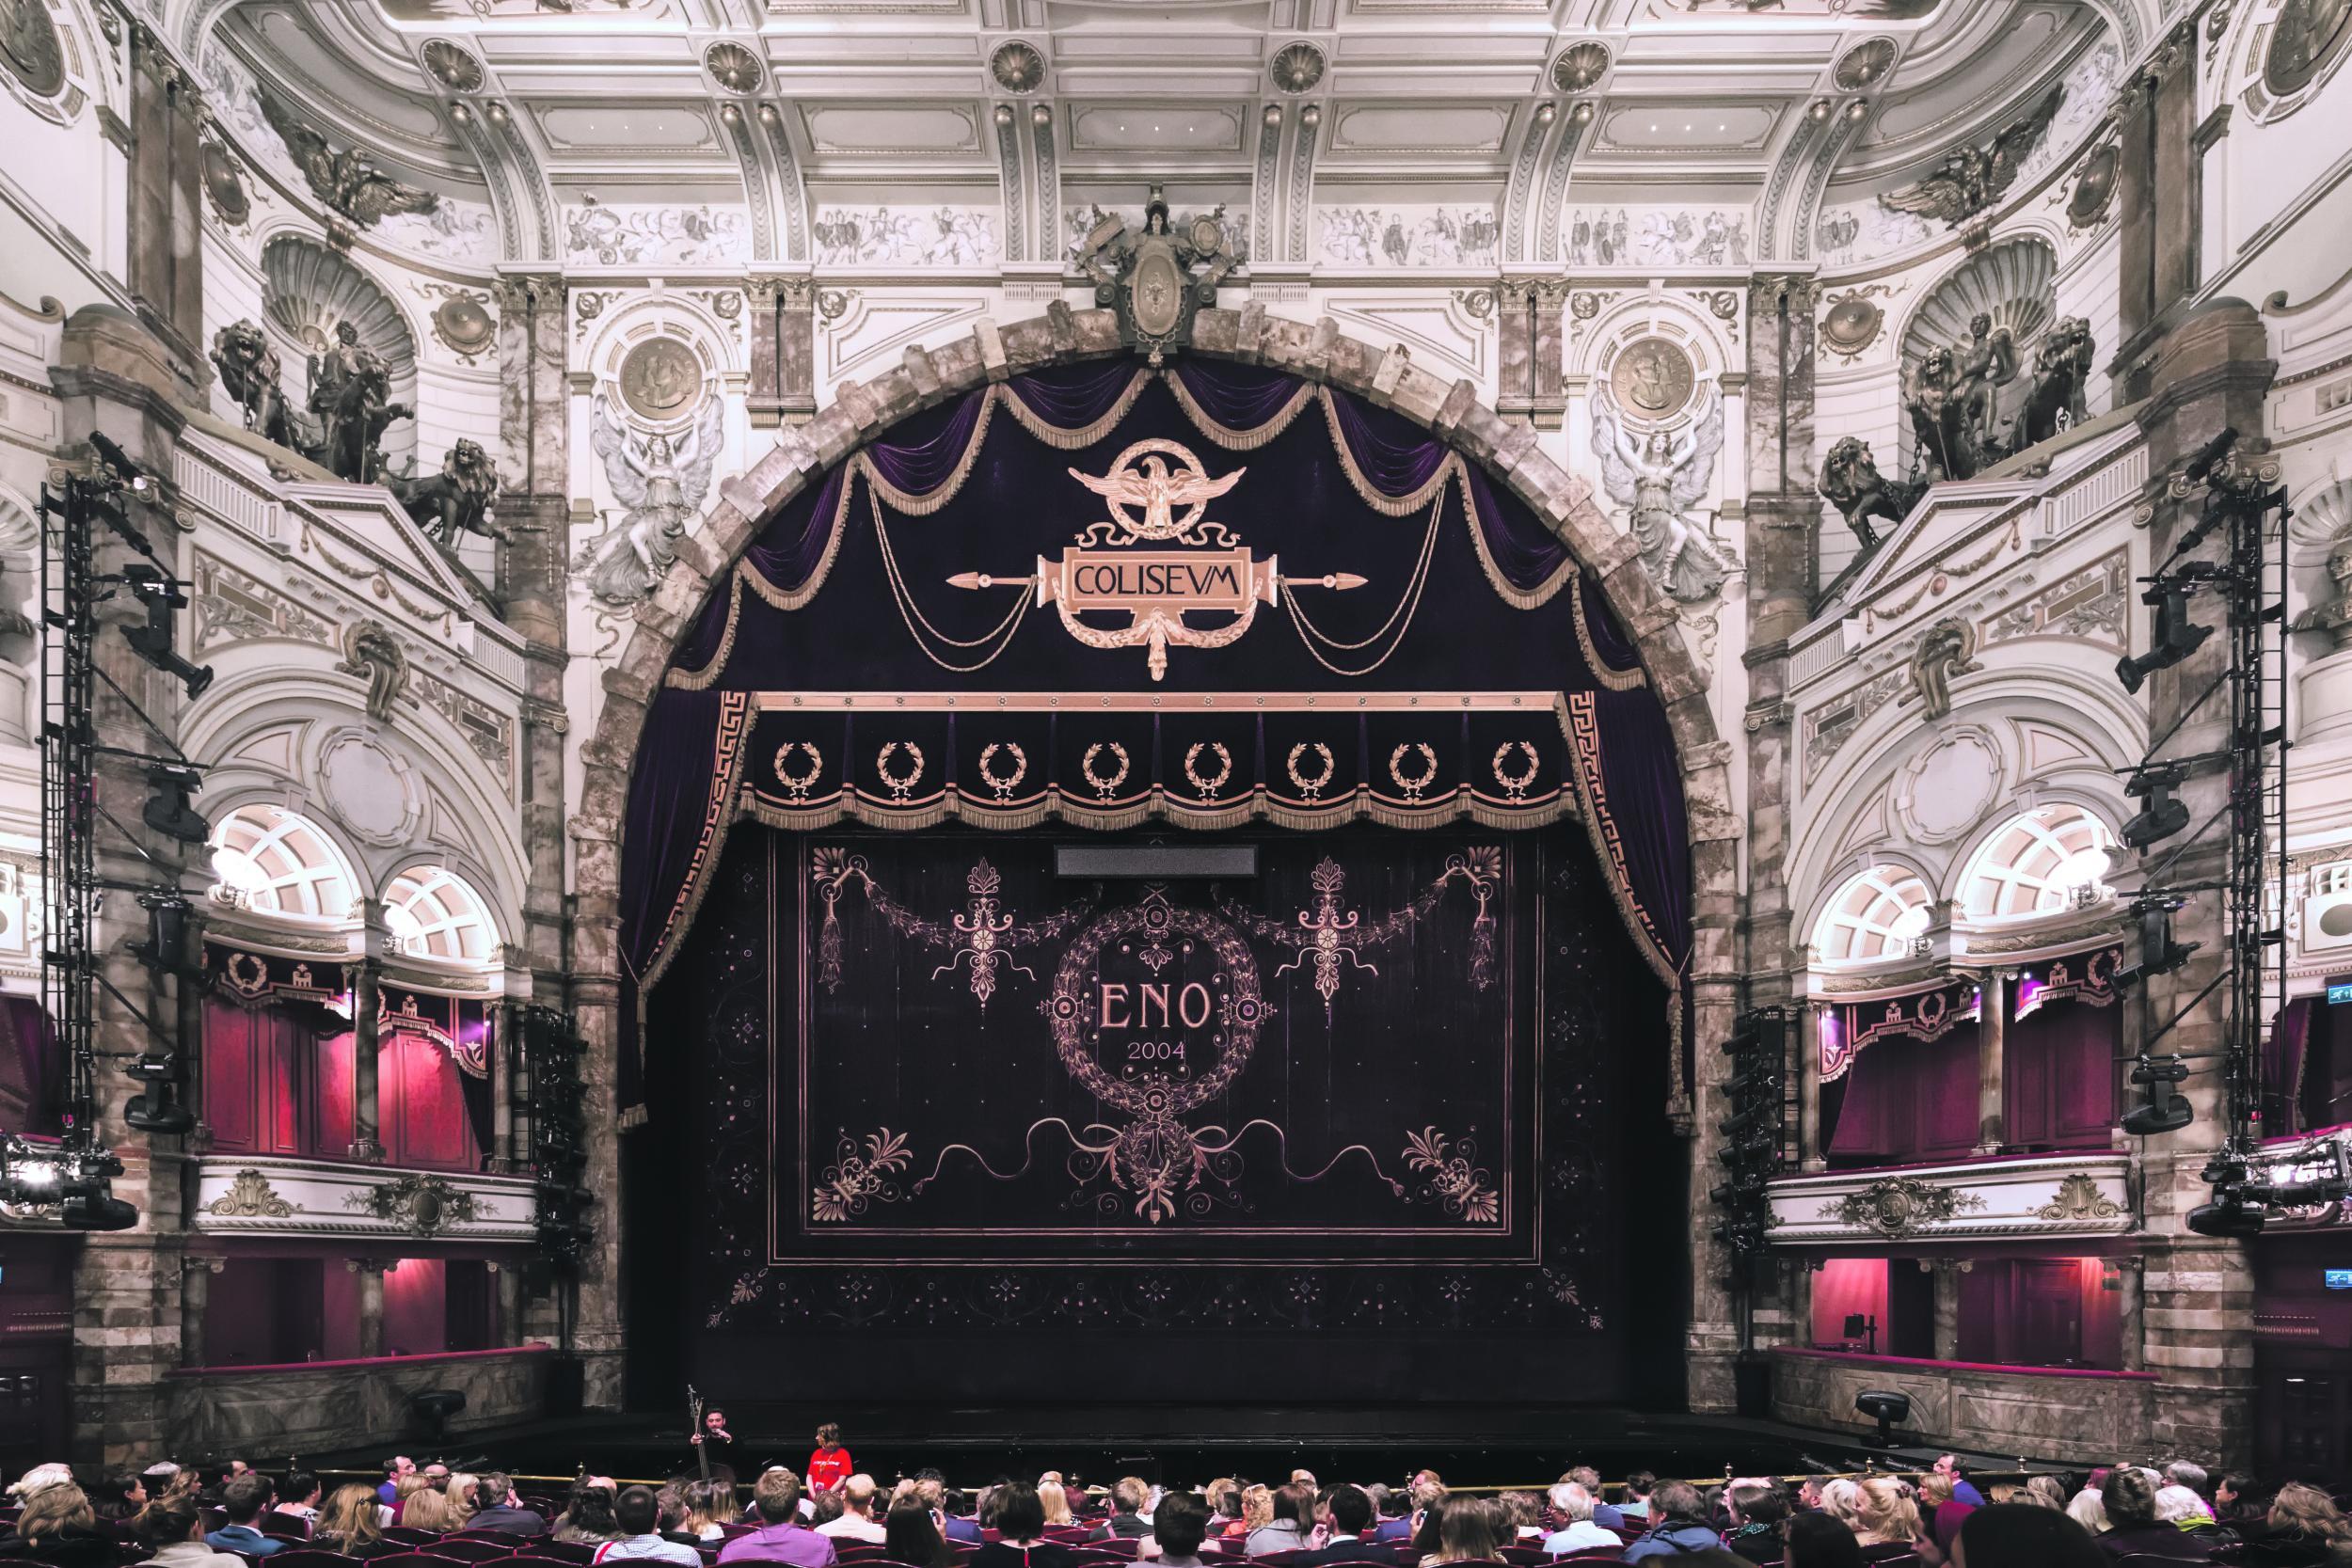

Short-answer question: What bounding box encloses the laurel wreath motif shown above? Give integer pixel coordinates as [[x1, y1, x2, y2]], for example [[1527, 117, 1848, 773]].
[[977, 741, 1027, 801], [773, 742, 822, 799], [1081, 741, 1131, 800], [1286, 741, 1335, 800], [1183, 741, 1233, 800], [1492, 741, 1540, 801], [1388, 742, 1438, 801], [875, 741, 925, 801]]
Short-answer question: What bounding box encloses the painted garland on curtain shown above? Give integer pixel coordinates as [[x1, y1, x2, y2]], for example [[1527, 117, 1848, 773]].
[[620, 360, 1694, 1124]]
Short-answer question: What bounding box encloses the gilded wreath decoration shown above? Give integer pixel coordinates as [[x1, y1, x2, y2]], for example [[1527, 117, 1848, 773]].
[[1287, 741, 1336, 800], [1389, 742, 1439, 802], [977, 741, 1027, 801], [207, 1169, 295, 1219], [875, 741, 925, 801], [773, 742, 822, 799], [224, 950, 271, 998], [1492, 742, 1540, 801], [2033, 1172, 2126, 1223], [1822, 1176, 1986, 1237], [1183, 741, 1233, 800], [1081, 741, 1131, 800], [346, 1173, 478, 1238]]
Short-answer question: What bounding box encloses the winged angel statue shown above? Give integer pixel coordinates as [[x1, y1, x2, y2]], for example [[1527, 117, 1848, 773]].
[[1591, 382, 1734, 603], [576, 396, 725, 606], [1877, 87, 2063, 229], [258, 93, 439, 229]]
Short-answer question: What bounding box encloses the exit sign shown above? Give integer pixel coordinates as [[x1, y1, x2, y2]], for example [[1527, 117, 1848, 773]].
[[2328, 1269, 2352, 1291], [2328, 975, 2352, 1005]]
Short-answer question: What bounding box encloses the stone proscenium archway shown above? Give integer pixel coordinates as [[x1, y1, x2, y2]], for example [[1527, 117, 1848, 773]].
[[564, 302, 1748, 1411]]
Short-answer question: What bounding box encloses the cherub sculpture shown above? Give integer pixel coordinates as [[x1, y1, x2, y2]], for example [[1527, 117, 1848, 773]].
[[577, 396, 724, 605]]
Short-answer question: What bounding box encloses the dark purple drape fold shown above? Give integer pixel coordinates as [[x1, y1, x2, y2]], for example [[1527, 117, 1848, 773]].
[[1169, 358, 1317, 431], [1005, 359, 1151, 428], [1457, 463, 1576, 602], [1321, 384, 1455, 497], [2265, 996, 2313, 1134], [859, 389, 989, 493], [0, 994, 59, 1136]]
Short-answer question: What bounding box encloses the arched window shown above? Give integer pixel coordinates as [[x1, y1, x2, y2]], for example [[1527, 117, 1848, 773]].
[[1957, 804, 2117, 920], [381, 865, 501, 963], [209, 805, 359, 920], [1813, 864, 1934, 963]]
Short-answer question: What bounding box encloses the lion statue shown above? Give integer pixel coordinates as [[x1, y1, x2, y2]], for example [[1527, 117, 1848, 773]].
[[1820, 436, 1924, 550], [1904, 343, 1979, 483], [2010, 314, 2097, 453], [391, 438, 506, 548], [209, 320, 298, 451]]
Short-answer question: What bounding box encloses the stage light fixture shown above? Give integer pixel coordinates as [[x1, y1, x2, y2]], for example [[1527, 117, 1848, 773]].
[[2116, 573, 2216, 695], [2185, 1195, 2265, 1238], [2122, 763, 2191, 848], [2114, 898, 2198, 990], [119, 564, 215, 699], [131, 892, 204, 981], [2119, 1053, 2192, 1135], [123, 1052, 196, 1135], [1853, 1389, 1912, 1448], [1718, 1101, 1774, 1137], [61, 1190, 138, 1230], [141, 764, 211, 845]]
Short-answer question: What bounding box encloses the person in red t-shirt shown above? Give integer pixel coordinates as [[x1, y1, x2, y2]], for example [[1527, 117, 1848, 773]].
[[806, 1424, 852, 1494]]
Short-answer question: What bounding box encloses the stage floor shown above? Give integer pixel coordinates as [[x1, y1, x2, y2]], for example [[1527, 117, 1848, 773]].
[[314, 1402, 1975, 1490]]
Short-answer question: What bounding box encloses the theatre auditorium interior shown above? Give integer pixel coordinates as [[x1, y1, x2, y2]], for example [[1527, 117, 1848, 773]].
[[9, 0, 2352, 1559]]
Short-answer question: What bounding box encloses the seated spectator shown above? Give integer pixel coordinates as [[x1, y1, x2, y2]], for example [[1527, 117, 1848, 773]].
[[2017, 1478, 2069, 1512], [1931, 1458, 1985, 1511], [1423, 1495, 1507, 1567], [375, 1461, 412, 1512], [91, 1472, 148, 1525], [1919, 1472, 1974, 1552], [819, 1477, 888, 1544], [2156, 1484, 2233, 1549], [2067, 1488, 2111, 1538], [1818, 1480, 1864, 1537], [1623, 1481, 1720, 1563], [275, 1473, 324, 1530], [1795, 1478, 1832, 1515], [1723, 1481, 1790, 1565], [447, 1475, 484, 1528], [943, 1487, 984, 1545], [1851, 1477, 1923, 1555], [556, 1481, 624, 1545], [1040, 1481, 1076, 1529], [596, 1486, 701, 1566], [1094, 1479, 1155, 1543], [972, 1482, 1077, 1568], [2094, 1469, 2210, 1561], [405, 1477, 463, 1535], [311, 1483, 397, 1560], [720, 1468, 834, 1568], [810, 1491, 849, 1530], [3, 1479, 125, 1568], [1375, 1479, 1442, 1544], [1783, 1513, 1865, 1568], [2214, 1475, 2261, 1525], [2162, 1465, 2208, 1501], [1952, 1505, 2106, 1568], [1145, 1491, 1211, 1568], [1248, 1484, 1313, 1559], [1232, 1486, 1273, 1544], [204, 1475, 286, 1560], [1540, 1483, 1616, 1555], [1499, 1493, 1544, 1544], [2244, 1483, 2352, 1567], [886, 1498, 954, 1568], [470, 1473, 550, 1537], [130, 1497, 243, 1568], [654, 1484, 700, 1549], [1561, 1470, 1622, 1532], [1359, 1486, 1393, 1535], [1620, 1474, 1658, 1525], [1291, 1484, 1378, 1566]]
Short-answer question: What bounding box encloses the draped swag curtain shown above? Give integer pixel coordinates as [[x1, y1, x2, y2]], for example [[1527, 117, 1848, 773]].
[[619, 361, 1695, 1121]]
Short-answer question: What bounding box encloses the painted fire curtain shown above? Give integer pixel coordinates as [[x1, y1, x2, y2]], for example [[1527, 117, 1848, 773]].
[[620, 361, 1695, 1127]]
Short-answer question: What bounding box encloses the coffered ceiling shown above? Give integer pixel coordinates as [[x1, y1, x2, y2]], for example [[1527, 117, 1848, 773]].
[[167, 0, 2135, 268]]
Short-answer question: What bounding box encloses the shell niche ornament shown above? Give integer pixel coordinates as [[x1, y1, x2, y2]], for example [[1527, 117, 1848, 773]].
[[990, 39, 1046, 94], [1834, 39, 1898, 90], [1269, 40, 1326, 93], [704, 40, 763, 93], [422, 40, 485, 93], [1549, 40, 1611, 93]]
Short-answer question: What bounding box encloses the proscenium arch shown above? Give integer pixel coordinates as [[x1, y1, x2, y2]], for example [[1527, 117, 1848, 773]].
[[566, 305, 1747, 1407]]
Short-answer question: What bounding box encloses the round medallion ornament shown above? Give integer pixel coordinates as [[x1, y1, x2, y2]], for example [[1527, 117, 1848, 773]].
[[421, 40, 484, 93], [432, 295, 494, 356], [1046, 896, 1265, 1119], [1186, 211, 1227, 257], [0, 0, 67, 99], [200, 139, 249, 226], [1269, 40, 1326, 94], [990, 39, 1046, 94], [616, 336, 705, 423], [2067, 141, 2120, 228], [704, 40, 763, 94], [1834, 38, 1898, 90], [1820, 293, 1884, 356], [1610, 338, 1697, 422], [1549, 40, 1611, 93], [2266, 0, 2352, 94]]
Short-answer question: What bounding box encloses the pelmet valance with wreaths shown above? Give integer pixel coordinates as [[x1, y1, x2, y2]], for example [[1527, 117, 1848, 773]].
[[620, 360, 1693, 1122]]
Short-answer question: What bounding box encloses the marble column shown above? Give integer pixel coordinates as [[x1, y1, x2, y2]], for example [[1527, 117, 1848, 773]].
[[1976, 972, 2010, 1155], [355, 1259, 389, 1358], [2130, 298, 2275, 1465], [124, 26, 206, 402], [52, 309, 200, 1466], [179, 1258, 220, 1370], [348, 956, 384, 1162], [1496, 278, 1566, 430], [2112, 28, 2201, 394], [493, 1260, 520, 1348], [1929, 1259, 1964, 1362], [745, 277, 819, 428], [1799, 1000, 1826, 1172], [2117, 1258, 2146, 1373]]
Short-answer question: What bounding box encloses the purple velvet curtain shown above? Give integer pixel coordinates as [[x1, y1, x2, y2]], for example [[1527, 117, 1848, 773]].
[[2264, 996, 2312, 1135], [0, 994, 59, 1135]]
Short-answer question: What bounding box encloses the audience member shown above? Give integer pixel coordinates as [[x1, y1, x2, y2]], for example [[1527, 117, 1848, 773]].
[[1782, 1513, 1865, 1568], [1376, 1478, 1443, 1544], [2018, 1477, 2070, 1512], [1499, 1492, 1544, 1543], [720, 1468, 834, 1568], [3, 1480, 120, 1568], [1232, 1487, 1273, 1544], [1562, 1469, 1622, 1531], [885, 1499, 954, 1568], [1931, 1457, 1985, 1510], [406, 1479, 463, 1535], [1951, 1505, 2106, 1568], [2157, 1483, 2234, 1549], [2163, 1464, 2209, 1499], [1817, 1481, 1864, 1537], [204, 1476, 285, 1560], [274, 1472, 324, 1529], [1039, 1481, 1076, 1528], [1425, 1495, 1507, 1567], [971, 1481, 1077, 1568], [129, 1497, 242, 1568], [1541, 1483, 1616, 1555], [1851, 1477, 1922, 1553], [1723, 1481, 1790, 1564], [555, 1482, 624, 1545], [1146, 1490, 1211, 1568], [2246, 1483, 2352, 1567], [1918, 1472, 1974, 1552], [2216, 1474, 2261, 1524], [469, 1473, 548, 1537], [1620, 1474, 1658, 1524], [376, 1460, 413, 1511], [818, 1477, 888, 1544], [2067, 1487, 2111, 1538], [1623, 1481, 1719, 1562], [1095, 1479, 1155, 1542], [596, 1486, 701, 1566], [92, 1472, 148, 1524], [312, 1483, 394, 1559], [943, 1488, 984, 1546], [1292, 1485, 1377, 1566], [807, 1425, 854, 1495], [1248, 1484, 1313, 1558], [2095, 1468, 2211, 1561]]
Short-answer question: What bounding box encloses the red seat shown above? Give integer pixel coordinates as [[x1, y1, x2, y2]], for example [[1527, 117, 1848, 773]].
[[522, 1549, 593, 1566], [383, 1532, 439, 1548], [1499, 1551, 1549, 1566], [505, 1558, 585, 1568], [428, 1543, 515, 1563], [455, 1535, 531, 1550], [370, 1556, 465, 1568], [271, 1554, 363, 1568]]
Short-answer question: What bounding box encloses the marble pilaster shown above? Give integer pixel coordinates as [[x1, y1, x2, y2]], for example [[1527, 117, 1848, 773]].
[[1976, 972, 2010, 1155], [1495, 278, 1566, 430]]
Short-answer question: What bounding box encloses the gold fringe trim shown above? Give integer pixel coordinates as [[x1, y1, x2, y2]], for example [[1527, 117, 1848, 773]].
[[1455, 468, 1579, 611], [640, 693, 756, 996], [853, 392, 997, 517], [1318, 390, 1460, 517], [742, 468, 865, 611], [997, 372, 1155, 450], [664, 570, 746, 691], [1163, 370, 1321, 451], [1571, 585, 1649, 693], [735, 784, 1572, 835], [1555, 693, 1679, 991]]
